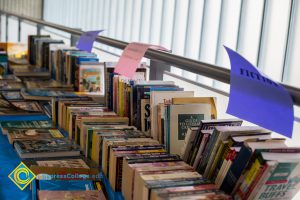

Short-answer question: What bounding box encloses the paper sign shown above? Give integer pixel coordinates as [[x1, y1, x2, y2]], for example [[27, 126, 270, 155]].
[[225, 46, 294, 138], [76, 30, 104, 52], [114, 42, 168, 78]]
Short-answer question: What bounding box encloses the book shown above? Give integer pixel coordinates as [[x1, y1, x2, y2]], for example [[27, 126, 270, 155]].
[[1, 91, 23, 100], [133, 170, 201, 200], [36, 159, 90, 169], [150, 184, 220, 200], [102, 138, 160, 177], [25, 79, 74, 91], [38, 190, 106, 200], [0, 74, 21, 82], [14, 138, 80, 159], [6, 128, 64, 144], [0, 120, 54, 135], [202, 126, 270, 178], [168, 103, 211, 154], [150, 91, 194, 140], [28, 35, 50, 64], [89, 127, 142, 164], [220, 139, 286, 194], [21, 89, 79, 101], [38, 180, 94, 190], [109, 145, 166, 191], [11, 101, 43, 112], [192, 130, 212, 169], [76, 116, 129, 151], [206, 132, 273, 180], [12, 66, 51, 77], [247, 149, 300, 200], [122, 161, 192, 200], [171, 97, 217, 119], [0, 82, 24, 90], [78, 63, 105, 95]]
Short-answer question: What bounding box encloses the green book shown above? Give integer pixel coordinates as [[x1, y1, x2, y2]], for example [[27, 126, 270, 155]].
[[0, 120, 55, 135]]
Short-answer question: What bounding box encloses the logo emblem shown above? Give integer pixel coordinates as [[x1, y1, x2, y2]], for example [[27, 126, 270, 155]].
[[8, 162, 36, 190]]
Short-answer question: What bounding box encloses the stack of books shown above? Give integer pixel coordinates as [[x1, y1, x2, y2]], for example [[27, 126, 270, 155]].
[[0, 35, 299, 200]]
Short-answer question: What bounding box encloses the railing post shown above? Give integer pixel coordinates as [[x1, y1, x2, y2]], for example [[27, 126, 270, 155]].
[[70, 34, 80, 46], [37, 24, 42, 35], [149, 59, 171, 80], [5, 14, 8, 42], [18, 18, 21, 42]]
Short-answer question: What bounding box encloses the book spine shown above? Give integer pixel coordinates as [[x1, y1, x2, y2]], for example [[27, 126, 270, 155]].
[[220, 146, 252, 194], [215, 150, 231, 187], [115, 157, 123, 192], [207, 141, 226, 179], [188, 131, 204, 165], [197, 131, 218, 174], [192, 134, 208, 169], [212, 143, 230, 182], [180, 128, 192, 161], [235, 158, 261, 199], [244, 163, 269, 200]]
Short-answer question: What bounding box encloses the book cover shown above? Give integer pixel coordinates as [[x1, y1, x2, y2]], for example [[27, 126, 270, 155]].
[[6, 128, 64, 144], [38, 180, 94, 190], [11, 101, 43, 112], [0, 120, 54, 130], [38, 190, 106, 200], [168, 104, 211, 155], [1, 91, 23, 100], [37, 159, 90, 169], [78, 64, 105, 95], [150, 91, 194, 140], [14, 138, 80, 159]]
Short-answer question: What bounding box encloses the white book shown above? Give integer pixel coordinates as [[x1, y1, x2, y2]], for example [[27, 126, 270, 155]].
[[169, 103, 211, 155], [150, 91, 194, 140]]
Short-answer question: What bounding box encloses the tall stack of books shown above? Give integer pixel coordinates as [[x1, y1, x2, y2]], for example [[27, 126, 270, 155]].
[[0, 35, 299, 200]]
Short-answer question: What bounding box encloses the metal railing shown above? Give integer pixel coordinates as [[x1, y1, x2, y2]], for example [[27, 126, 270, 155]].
[[1, 10, 300, 106]]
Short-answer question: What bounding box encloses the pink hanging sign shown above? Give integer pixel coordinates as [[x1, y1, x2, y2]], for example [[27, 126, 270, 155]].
[[114, 42, 168, 78]]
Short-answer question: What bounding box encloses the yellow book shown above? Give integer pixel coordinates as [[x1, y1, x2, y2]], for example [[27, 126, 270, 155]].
[[78, 117, 129, 151], [207, 140, 228, 179], [118, 80, 124, 117], [89, 126, 135, 164]]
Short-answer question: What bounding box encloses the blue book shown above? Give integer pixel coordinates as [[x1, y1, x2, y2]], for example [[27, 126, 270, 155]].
[[39, 180, 94, 191], [220, 145, 252, 193], [76, 57, 99, 64]]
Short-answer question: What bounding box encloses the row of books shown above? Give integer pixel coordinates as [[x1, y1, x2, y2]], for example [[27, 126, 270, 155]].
[[53, 69, 300, 200], [53, 96, 233, 200], [28, 35, 106, 95], [1, 36, 300, 200], [0, 40, 110, 199]]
